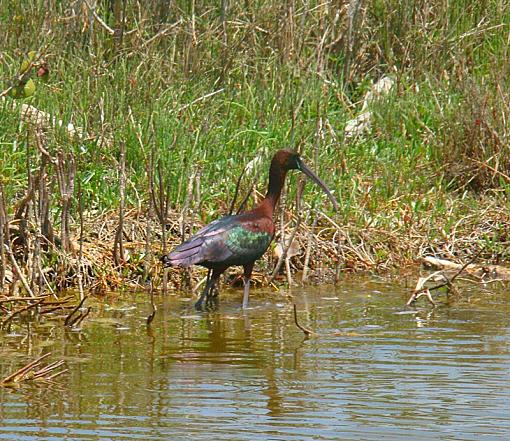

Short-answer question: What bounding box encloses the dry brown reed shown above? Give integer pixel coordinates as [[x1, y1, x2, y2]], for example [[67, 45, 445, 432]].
[[440, 80, 510, 191], [0, 352, 67, 387]]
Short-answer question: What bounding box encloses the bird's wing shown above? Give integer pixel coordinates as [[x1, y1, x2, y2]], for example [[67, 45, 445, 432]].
[[162, 216, 238, 268], [162, 215, 274, 268]]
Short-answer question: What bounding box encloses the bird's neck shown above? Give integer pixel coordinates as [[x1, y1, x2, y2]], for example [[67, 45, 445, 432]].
[[255, 162, 287, 218]]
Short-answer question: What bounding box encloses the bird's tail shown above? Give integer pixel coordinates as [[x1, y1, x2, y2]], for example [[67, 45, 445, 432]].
[[159, 254, 176, 267], [160, 238, 204, 268], [159, 253, 193, 268]]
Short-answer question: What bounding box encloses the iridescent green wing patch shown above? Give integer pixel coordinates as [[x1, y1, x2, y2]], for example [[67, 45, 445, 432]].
[[225, 226, 272, 258]]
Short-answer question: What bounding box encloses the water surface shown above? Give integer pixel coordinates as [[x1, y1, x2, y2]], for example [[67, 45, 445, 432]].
[[1, 277, 510, 440]]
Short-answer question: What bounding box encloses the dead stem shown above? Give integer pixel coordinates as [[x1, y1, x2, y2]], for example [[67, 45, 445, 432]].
[[0, 181, 6, 290], [235, 179, 257, 215], [343, 0, 364, 87], [407, 247, 487, 306], [1, 296, 46, 328], [35, 129, 55, 247], [176, 88, 225, 114], [302, 214, 318, 283], [70, 306, 91, 328], [178, 167, 197, 291], [146, 281, 157, 326], [293, 304, 316, 337], [0, 295, 48, 304], [156, 160, 171, 294], [56, 150, 76, 253], [1, 353, 51, 384], [468, 156, 510, 184], [31, 157, 44, 296], [4, 244, 35, 297], [77, 181, 85, 300], [64, 295, 89, 327], [228, 166, 247, 215], [270, 202, 302, 284], [113, 142, 126, 266]]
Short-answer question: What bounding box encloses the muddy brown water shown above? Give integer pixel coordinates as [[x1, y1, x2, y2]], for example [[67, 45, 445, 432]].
[[1, 277, 510, 440]]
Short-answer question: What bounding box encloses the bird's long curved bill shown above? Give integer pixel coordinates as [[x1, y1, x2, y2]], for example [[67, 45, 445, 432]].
[[299, 162, 339, 212]]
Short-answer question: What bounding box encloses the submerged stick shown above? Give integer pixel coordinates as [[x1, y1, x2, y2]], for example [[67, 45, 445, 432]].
[[31, 360, 65, 379], [64, 296, 89, 327], [1, 352, 67, 386], [1, 296, 46, 328], [71, 306, 91, 328], [146, 281, 157, 326], [292, 304, 349, 338], [293, 304, 316, 337], [1, 353, 52, 385]]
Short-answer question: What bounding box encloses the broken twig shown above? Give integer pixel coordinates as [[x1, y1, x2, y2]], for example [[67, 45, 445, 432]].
[[407, 248, 487, 306]]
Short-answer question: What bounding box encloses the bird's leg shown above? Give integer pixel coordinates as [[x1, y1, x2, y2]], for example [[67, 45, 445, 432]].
[[196, 269, 223, 310], [204, 277, 216, 307], [205, 269, 222, 307], [242, 263, 254, 309], [195, 269, 213, 310], [210, 276, 221, 298]]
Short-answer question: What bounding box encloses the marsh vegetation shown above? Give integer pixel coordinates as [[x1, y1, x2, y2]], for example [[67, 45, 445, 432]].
[[1, 1, 509, 307]]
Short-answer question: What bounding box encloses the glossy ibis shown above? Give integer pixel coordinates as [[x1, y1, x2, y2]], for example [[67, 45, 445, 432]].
[[161, 149, 338, 309]]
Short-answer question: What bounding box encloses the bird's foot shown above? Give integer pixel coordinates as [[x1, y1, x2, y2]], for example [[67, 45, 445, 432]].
[[194, 299, 204, 311], [194, 295, 219, 312], [205, 295, 219, 311]]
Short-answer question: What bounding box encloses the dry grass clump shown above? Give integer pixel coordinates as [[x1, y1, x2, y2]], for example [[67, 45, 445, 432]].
[[439, 79, 510, 191]]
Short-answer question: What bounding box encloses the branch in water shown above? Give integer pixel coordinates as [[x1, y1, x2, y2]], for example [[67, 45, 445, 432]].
[[293, 304, 316, 337]]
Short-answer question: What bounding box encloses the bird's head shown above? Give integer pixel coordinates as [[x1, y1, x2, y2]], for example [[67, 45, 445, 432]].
[[273, 149, 302, 171], [272, 149, 339, 211]]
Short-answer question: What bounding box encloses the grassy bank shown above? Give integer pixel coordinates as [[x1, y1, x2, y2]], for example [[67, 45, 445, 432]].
[[1, 1, 509, 300]]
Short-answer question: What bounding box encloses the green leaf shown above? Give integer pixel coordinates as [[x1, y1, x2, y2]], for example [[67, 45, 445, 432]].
[[23, 78, 36, 97]]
